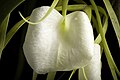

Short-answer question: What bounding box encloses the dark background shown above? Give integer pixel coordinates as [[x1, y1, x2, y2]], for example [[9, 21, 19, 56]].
[[0, 0, 120, 80]]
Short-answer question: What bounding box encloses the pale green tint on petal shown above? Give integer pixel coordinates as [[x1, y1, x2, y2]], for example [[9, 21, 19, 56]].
[[23, 6, 94, 74], [57, 11, 94, 70], [78, 44, 101, 80]]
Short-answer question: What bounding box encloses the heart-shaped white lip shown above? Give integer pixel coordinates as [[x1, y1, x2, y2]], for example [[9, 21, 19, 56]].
[[23, 6, 96, 74]]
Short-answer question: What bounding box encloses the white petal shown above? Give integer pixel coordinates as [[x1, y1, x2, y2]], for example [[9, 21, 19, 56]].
[[23, 6, 63, 74], [23, 7, 95, 74], [78, 44, 101, 80], [56, 11, 94, 71]]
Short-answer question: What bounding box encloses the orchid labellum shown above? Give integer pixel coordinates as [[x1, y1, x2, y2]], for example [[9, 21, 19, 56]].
[[23, 6, 101, 79]]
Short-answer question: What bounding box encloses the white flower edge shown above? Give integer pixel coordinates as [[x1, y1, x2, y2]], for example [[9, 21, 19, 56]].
[[23, 6, 95, 74], [78, 44, 101, 80]]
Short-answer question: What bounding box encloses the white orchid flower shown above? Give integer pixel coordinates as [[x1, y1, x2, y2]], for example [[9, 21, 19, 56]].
[[23, 6, 100, 76]]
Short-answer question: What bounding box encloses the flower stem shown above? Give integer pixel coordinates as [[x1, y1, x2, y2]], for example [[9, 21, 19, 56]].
[[46, 72, 56, 80], [82, 67, 88, 80], [32, 71, 38, 80], [68, 69, 76, 80], [90, 0, 119, 80], [62, 0, 69, 17]]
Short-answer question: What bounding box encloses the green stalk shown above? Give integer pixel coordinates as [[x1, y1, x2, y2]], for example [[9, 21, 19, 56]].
[[62, 0, 69, 17], [82, 68, 88, 80], [46, 72, 56, 80], [90, 0, 119, 80], [83, 6, 92, 21], [102, 0, 120, 76], [14, 1, 36, 80], [5, 17, 29, 48], [61, 0, 69, 32], [103, 0, 120, 48], [19, 0, 59, 24], [94, 6, 108, 44], [68, 69, 76, 80], [32, 71, 38, 80], [56, 4, 86, 11]]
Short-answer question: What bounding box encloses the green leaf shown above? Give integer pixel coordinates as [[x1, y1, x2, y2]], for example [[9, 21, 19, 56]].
[[55, 4, 86, 11], [94, 6, 108, 44], [57, 0, 62, 6], [0, 0, 25, 26], [5, 17, 29, 48], [90, 0, 120, 79], [83, 6, 92, 21], [103, 0, 120, 47], [0, 14, 10, 58], [73, 0, 86, 4], [19, 0, 59, 24]]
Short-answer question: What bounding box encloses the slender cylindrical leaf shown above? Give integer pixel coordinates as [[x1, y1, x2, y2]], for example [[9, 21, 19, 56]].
[[103, 0, 120, 47], [0, 14, 10, 58], [0, 0, 24, 26]]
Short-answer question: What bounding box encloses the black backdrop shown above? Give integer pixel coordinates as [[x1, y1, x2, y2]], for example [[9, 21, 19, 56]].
[[0, 0, 120, 80]]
